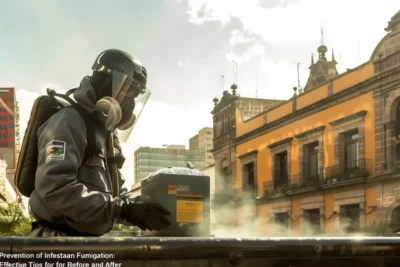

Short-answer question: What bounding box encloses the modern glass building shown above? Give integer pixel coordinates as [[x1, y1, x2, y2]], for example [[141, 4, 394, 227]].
[[134, 145, 206, 183]]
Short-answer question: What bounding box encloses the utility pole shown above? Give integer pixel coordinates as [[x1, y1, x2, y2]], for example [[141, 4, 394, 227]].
[[219, 74, 225, 94], [291, 62, 302, 93], [297, 63, 301, 89]]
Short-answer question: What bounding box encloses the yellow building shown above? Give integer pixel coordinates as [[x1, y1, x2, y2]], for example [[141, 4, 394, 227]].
[[212, 10, 400, 235]]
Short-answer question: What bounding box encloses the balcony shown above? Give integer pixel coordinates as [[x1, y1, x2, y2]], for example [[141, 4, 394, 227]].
[[322, 158, 372, 184], [263, 158, 372, 197]]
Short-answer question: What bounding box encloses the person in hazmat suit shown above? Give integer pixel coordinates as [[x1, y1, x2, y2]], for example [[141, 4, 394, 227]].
[[27, 49, 171, 236]]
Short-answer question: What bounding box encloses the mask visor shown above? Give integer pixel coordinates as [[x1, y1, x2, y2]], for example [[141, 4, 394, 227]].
[[117, 88, 151, 144]]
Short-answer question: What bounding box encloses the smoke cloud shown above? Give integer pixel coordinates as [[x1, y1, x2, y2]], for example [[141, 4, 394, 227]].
[[208, 181, 384, 237]]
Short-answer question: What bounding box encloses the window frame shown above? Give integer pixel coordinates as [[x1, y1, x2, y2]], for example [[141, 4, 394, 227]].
[[329, 110, 367, 168], [238, 150, 258, 196], [295, 126, 325, 183], [268, 137, 293, 190]]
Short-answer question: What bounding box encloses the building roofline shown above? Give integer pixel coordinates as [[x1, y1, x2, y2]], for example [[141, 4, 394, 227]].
[[236, 61, 372, 124]]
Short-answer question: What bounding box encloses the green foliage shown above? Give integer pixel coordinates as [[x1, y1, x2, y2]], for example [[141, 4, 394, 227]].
[[359, 221, 398, 235], [0, 202, 33, 236]]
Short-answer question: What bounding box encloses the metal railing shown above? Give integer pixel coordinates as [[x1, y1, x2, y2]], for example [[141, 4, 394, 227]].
[[322, 158, 372, 184], [263, 158, 372, 197], [4, 237, 400, 265]]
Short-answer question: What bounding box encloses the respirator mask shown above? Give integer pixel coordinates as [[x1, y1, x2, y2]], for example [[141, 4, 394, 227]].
[[93, 69, 151, 143]]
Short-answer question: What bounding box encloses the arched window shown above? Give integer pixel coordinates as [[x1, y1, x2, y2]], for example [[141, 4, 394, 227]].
[[390, 205, 400, 232], [220, 158, 230, 186]]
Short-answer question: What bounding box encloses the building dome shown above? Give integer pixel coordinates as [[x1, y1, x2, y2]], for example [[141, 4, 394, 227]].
[[370, 10, 400, 63], [318, 45, 328, 54]]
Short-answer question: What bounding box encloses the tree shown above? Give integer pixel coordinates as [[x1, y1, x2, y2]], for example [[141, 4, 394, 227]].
[[0, 202, 33, 236]]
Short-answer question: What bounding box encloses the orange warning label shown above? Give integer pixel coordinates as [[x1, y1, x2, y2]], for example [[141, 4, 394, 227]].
[[176, 200, 203, 223], [168, 184, 177, 194]]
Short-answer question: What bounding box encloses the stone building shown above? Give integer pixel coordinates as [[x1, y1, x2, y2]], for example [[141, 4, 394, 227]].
[[213, 10, 400, 235], [210, 85, 286, 195], [370, 9, 400, 227]]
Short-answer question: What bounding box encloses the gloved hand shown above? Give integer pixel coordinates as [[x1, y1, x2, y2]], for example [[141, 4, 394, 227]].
[[120, 202, 172, 231]]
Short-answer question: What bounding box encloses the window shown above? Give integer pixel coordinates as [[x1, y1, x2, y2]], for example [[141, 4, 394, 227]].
[[0, 108, 5, 112], [340, 204, 360, 233], [0, 134, 6, 138], [344, 130, 359, 170], [242, 162, 256, 195], [0, 125, 5, 129], [390, 206, 400, 231], [207, 131, 212, 135], [303, 141, 319, 181], [274, 151, 288, 189], [222, 166, 230, 185], [224, 115, 230, 134], [295, 126, 325, 183], [268, 137, 292, 191], [274, 212, 289, 236], [8, 115, 13, 120], [303, 209, 320, 234], [8, 97, 13, 102], [9, 124, 14, 128], [215, 118, 222, 137], [329, 111, 366, 171], [0, 116, 6, 121]]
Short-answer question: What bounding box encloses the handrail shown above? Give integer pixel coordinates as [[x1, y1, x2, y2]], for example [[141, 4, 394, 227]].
[[3, 236, 400, 260]]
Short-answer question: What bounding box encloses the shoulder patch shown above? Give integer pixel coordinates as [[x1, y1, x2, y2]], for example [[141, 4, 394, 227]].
[[45, 140, 66, 162]]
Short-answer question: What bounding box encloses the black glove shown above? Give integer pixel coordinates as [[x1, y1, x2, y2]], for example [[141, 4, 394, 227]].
[[120, 202, 172, 231]]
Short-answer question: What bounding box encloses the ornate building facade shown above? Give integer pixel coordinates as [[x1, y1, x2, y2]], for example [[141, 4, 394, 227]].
[[213, 10, 400, 235]]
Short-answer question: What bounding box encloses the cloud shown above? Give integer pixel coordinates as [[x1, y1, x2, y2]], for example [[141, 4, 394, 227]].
[[185, 0, 398, 69], [229, 30, 255, 46], [181, 0, 399, 101], [226, 43, 266, 64]]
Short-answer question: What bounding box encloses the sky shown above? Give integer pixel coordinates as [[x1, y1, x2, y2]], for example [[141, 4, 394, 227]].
[[0, 0, 399, 187]]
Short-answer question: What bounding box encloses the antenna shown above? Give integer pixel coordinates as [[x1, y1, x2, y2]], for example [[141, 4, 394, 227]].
[[291, 62, 302, 92], [339, 52, 342, 73], [232, 60, 235, 83], [297, 63, 301, 89], [235, 61, 238, 85], [219, 74, 225, 94], [320, 22, 324, 45], [232, 60, 238, 84]]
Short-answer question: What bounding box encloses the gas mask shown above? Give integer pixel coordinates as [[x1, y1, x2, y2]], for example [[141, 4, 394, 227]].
[[93, 69, 151, 142]]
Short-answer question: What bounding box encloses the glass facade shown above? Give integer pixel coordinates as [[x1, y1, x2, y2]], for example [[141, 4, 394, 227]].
[[134, 147, 206, 183]]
